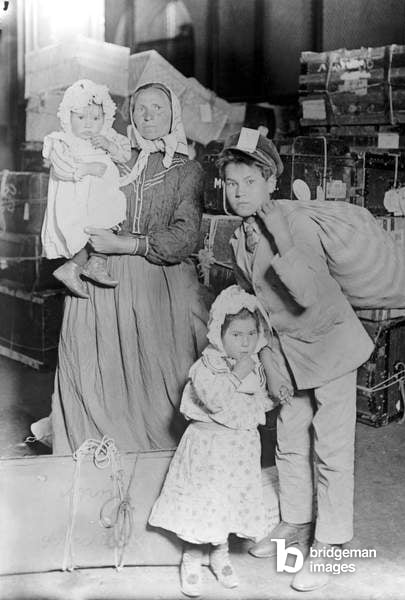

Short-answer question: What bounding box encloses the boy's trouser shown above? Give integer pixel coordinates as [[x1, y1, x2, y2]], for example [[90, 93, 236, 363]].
[[276, 370, 357, 545]]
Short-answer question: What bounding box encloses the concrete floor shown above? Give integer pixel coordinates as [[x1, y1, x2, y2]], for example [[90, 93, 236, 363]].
[[0, 355, 405, 600]]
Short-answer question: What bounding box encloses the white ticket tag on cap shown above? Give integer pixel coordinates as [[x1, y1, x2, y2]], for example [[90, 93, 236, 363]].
[[236, 127, 260, 153]]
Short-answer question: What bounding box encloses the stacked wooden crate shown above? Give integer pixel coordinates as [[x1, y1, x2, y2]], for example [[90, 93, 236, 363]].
[[0, 170, 65, 369], [6, 36, 133, 369], [299, 45, 398, 127]]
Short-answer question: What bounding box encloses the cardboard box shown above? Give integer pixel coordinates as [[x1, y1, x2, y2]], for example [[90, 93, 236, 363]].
[[128, 50, 188, 98], [25, 91, 63, 142], [25, 36, 130, 98], [181, 78, 228, 145]]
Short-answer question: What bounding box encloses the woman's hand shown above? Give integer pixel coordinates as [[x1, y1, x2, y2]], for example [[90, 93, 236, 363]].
[[85, 228, 130, 254], [256, 199, 293, 255]]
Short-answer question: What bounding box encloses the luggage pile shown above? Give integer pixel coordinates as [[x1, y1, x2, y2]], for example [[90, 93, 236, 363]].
[[299, 44, 405, 127], [0, 170, 65, 369]]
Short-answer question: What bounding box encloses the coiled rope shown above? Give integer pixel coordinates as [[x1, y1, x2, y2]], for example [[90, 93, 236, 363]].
[[62, 436, 134, 572]]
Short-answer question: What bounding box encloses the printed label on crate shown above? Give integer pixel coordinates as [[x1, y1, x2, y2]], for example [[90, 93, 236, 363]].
[[378, 132, 400, 149], [302, 99, 326, 121], [338, 72, 370, 96], [199, 103, 213, 123], [326, 180, 347, 199]]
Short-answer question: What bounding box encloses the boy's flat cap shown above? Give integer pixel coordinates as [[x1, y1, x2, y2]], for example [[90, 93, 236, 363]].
[[220, 130, 284, 176]]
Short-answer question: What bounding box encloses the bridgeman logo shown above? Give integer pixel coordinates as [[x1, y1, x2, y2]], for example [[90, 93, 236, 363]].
[[272, 539, 377, 574], [272, 539, 304, 573]]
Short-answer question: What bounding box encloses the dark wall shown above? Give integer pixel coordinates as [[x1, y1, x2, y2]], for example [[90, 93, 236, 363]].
[[105, 0, 405, 103], [0, 1, 19, 169], [322, 0, 405, 50], [263, 0, 313, 102]]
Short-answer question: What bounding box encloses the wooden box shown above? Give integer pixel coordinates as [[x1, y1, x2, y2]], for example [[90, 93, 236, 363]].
[[200, 141, 226, 214], [0, 282, 65, 370], [363, 153, 405, 215], [357, 317, 405, 426], [288, 136, 360, 202], [195, 214, 241, 296], [0, 449, 181, 575], [0, 449, 280, 575], [19, 142, 48, 173]]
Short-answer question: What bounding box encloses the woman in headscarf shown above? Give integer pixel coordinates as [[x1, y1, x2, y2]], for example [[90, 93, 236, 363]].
[[51, 83, 208, 454]]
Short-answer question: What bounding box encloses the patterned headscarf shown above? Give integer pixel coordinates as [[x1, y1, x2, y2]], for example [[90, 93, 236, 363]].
[[120, 83, 188, 187], [207, 285, 271, 356]]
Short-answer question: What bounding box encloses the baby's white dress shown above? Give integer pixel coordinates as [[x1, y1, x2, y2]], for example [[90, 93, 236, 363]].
[[41, 130, 129, 259]]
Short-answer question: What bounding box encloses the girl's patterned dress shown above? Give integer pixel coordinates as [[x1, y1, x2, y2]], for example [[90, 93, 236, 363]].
[[149, 345, 274, 544]]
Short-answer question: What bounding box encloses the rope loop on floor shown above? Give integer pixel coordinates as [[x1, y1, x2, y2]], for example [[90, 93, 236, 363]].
[[62, 436, 132, 572]]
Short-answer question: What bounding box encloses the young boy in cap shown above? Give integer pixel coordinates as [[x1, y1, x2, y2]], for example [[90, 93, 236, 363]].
[[217, 129, 374, 592]]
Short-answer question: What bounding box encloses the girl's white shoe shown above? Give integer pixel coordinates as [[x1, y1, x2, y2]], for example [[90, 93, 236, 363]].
[[180, 551, 202, 597], [210, 543, 239, 588]]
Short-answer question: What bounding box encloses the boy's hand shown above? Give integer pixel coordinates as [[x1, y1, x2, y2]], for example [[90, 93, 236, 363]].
[[91, 134, 113, 153], [233, 355, 255, 380], [256, 199, 293, 255], [76, 161, 107, 179]]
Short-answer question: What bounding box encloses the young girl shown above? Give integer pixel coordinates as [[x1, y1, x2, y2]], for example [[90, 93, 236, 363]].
[[41, 79, 131, 298], [149, 285, 278, 597]]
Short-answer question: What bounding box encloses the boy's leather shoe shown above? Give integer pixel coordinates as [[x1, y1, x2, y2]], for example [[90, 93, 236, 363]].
[[291, 540, 335, 592], [249, 520, 313, 558]]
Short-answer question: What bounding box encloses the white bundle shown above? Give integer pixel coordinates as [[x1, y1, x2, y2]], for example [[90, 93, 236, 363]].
[[278, 200, 405, 309]]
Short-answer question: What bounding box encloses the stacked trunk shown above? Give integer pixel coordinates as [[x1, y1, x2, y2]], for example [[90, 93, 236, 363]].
[[0, 170, 65, 369], [299, 45, 405, 127]]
